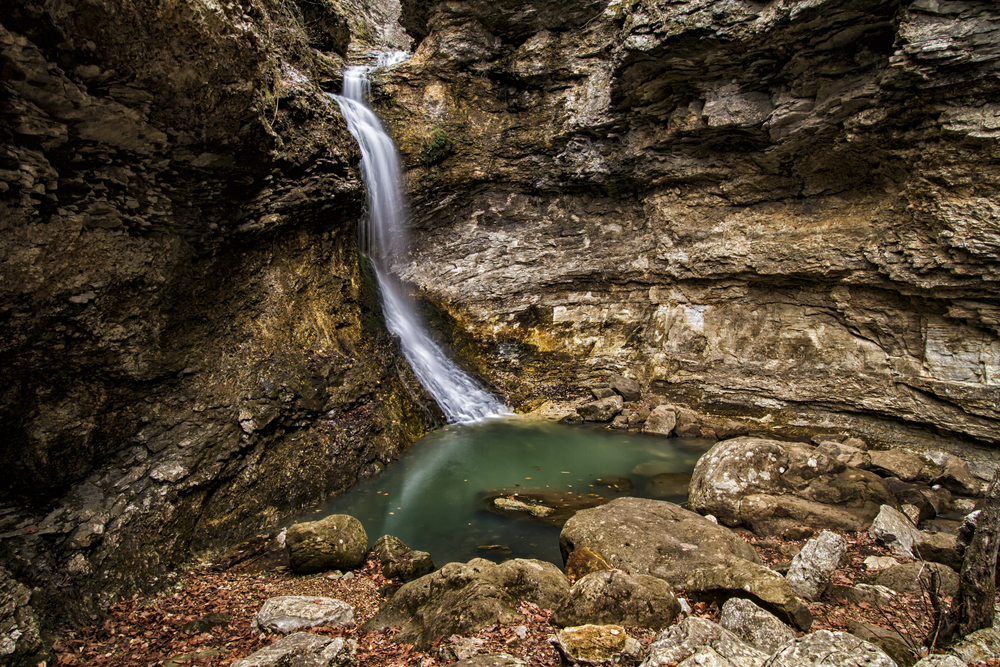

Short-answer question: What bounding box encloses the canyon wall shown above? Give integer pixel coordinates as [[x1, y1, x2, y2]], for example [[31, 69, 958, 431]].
[[0, 1, 434, 661], [378, 0, 1000, 461]]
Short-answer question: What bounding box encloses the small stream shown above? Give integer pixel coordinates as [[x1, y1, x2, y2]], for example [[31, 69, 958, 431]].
[[300, 417, 713, 566]]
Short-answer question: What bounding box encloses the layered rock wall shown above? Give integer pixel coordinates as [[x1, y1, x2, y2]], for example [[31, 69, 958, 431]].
[[0, 1, 434, 660], [378, 0, 1000, 453]]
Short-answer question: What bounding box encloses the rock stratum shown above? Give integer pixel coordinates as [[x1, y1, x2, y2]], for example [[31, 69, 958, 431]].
[[377, 0, 1000, 456], [0, 0, 433, 660]]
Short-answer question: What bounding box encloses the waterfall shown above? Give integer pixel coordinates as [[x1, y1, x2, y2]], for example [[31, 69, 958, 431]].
[[332, 54, 508, 423]]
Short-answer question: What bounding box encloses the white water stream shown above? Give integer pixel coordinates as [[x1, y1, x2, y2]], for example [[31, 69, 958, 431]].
[[333, 54, 508, 423]]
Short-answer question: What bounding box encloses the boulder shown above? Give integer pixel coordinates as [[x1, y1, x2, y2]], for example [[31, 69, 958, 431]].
[[847, 621, 918, 667], [255, 596, 354, 633], [875, 562, 959, 597], [915, 532, 962, 571], [564, 546, 612, 583], [559, 498, 761, 589], [762, 630, 899, 667], [719, 598, 796, 655], [363, 558, 569, 648], [553, 624, 640, 664], [577, 396, 623, 422], [646, 472, 692, 499], [642, 405, 676, 437], [868, 450, 924, 482], [286, 515, 368, 574], [609, 374, 642, 402], [689, 437, 895, 536], [641, 616, 768, 667], [869, 505, 922, 558], [591, 387, 616, 399], [374, 535, 435, 582], [553, 569, 681, 630], [785, 530, 847, 601], [684, 557, 813, 631], [716, 420, 751, 440], [231, 633, 356, 667]]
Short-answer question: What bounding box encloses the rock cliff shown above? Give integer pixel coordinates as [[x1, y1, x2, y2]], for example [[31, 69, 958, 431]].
[[377, 0, 1000, 455], [0, 0, 433, 661]]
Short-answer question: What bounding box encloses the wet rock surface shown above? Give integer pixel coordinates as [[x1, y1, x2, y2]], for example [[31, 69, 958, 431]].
[[377, 0, 1000, 463]]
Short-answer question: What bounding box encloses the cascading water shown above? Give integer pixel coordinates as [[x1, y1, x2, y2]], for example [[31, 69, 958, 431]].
[[333, 54, 508, 423]]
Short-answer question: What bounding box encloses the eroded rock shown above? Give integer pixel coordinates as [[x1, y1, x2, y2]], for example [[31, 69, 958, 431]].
[[363, 558, 569, 648], [785, 530, 847, 601], [762, 630, 898, 667], [559, 498, 761, 588], [553, 569, 681, 630], [719, 598, 796, 655], [641, 616, 768, 667], [255, 596, 354, 633], [689, 438, 894, 536], [287, 515, 369, 574]]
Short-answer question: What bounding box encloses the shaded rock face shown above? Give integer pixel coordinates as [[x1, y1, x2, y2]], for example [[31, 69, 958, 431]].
[[377, 0, 1000, 456], [0, 0, 435, 654]]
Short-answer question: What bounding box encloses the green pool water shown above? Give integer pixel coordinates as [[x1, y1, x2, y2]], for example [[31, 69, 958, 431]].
[[299, 416, 713, 567]]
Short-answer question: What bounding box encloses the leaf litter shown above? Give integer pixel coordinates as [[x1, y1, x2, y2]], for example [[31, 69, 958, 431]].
[[55, 530, 996, 666]]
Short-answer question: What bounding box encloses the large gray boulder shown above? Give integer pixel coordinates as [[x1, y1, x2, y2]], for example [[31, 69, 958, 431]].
[[719, 598, 796, 655], [231, 633, 356, 667], [559, 498, 761, 588], [640, 616, 768, 667], [364, 558, 569, 649], [868, 450, 925, 482], [552, 569, 681, 630], [785, 530, 847, 601], [286, 515, 368, 574], [255, 596, 354, 633], [762, 630, 898, 667], [689, 437, 895, 536]]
